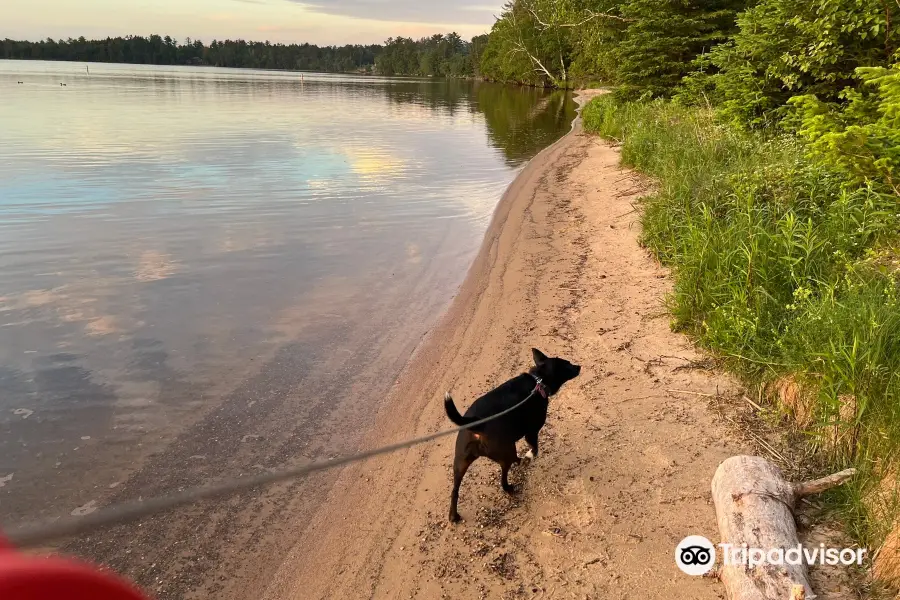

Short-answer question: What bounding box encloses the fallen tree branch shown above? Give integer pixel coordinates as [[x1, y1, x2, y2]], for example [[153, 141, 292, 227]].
[[742, 395, 764, 412], [794, 468, 857, 497], [712, 456, 857, 600], [667, 388, 715, 397]]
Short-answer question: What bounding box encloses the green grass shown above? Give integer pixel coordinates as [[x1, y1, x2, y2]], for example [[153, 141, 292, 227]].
[[583, 95, 900, 552]]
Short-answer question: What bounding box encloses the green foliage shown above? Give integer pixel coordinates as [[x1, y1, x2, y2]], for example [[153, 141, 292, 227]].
[[584, 93, 900, 553], [611, 0, 745, 99], [479, 0, 576, 87], [470, 34, 491, 77], [790, 65, 900, 195], [710, 0, 900, 127], [479, 5, 548, 86], [479, 0, 743, 95], [376, 33, 476, 77]]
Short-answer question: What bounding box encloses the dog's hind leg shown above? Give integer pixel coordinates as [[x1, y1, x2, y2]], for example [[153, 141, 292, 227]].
[[449, 454, 475, 523], [524, 431, 539, 460], [498, 444, 521, 494]]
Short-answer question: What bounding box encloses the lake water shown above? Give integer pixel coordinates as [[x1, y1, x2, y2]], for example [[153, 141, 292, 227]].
[[0, 60, 573, 596]]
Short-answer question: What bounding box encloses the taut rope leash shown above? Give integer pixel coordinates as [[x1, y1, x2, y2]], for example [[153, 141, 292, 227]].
[[6, 378, 546, 548]]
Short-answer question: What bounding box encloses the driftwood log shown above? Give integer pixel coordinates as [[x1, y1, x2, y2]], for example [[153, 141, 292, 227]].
[[711, 455, 856, 600]]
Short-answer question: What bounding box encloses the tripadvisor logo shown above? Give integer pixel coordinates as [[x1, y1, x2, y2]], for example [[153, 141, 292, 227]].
[[675, 535, 867, 575], [675, 535, 716, 576]]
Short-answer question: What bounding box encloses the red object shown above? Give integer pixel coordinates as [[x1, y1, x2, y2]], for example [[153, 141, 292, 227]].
[[0, 534, 151, 600]]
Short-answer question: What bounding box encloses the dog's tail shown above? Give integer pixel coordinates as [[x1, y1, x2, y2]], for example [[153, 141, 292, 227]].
[[444, 392, 477, 427]]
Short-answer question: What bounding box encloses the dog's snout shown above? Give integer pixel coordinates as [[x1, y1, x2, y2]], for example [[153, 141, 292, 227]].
[[573, 364, 582, 376]]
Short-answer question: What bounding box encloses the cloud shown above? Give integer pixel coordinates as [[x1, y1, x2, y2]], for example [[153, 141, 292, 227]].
[[460, 5, 501, 11], [289, 0, 497, 26]]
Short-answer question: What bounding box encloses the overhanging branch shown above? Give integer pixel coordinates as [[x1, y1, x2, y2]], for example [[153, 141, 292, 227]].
[[524, 5, 632, 30]]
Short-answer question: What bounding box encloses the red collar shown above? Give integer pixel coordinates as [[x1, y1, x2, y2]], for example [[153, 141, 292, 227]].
[[530, 374, 549, 399]]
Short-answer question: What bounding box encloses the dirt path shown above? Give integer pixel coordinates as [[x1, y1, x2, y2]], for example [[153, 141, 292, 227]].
[[261, 93, 747, 599]]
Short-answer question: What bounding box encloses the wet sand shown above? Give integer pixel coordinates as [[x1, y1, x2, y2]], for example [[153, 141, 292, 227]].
[[257, 92, 749, 599]]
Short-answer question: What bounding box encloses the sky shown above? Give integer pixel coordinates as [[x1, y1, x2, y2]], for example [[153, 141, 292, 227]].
[[3, 0, 502, 46]]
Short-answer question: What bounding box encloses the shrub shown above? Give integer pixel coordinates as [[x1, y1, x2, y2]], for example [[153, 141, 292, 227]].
[[708, 0, 900, 127], [790, 65, 900, 195]]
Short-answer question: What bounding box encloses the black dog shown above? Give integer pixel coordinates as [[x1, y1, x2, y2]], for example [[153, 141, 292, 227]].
[[443, 348, 581, 523]]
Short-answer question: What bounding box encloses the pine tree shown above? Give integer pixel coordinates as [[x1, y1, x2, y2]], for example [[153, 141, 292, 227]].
[[612, 0, 746, 99]]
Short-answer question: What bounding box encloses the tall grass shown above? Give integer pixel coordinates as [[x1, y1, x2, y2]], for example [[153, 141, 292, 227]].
[[583, 96, 900, 549]]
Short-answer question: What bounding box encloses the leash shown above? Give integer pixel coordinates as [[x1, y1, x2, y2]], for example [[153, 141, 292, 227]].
[[5, 377, 548, 549]]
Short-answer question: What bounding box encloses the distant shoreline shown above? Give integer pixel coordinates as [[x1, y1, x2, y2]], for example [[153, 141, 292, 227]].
[[2, 57, 523, 86], [1, 56, 375, 76]]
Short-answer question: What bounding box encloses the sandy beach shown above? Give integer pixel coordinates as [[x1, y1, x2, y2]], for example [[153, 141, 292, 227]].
[[255, 92, 749, 599]]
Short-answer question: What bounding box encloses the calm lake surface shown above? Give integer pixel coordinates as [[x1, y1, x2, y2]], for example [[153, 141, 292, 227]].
[[0, 60, 573, 596]]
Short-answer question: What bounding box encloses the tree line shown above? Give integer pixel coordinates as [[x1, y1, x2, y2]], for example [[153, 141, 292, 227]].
[[1, 36, 381, 73], [375, 33, 488, 77], [478, 0, 898, 219], [1, 33, 489, 77]]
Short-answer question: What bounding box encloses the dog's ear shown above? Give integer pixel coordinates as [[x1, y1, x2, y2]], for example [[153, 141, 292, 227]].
[[531, 348, 548, 366]]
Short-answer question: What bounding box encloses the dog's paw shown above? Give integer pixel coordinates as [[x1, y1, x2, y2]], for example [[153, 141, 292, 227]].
[[449, 512, 462, 524]]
